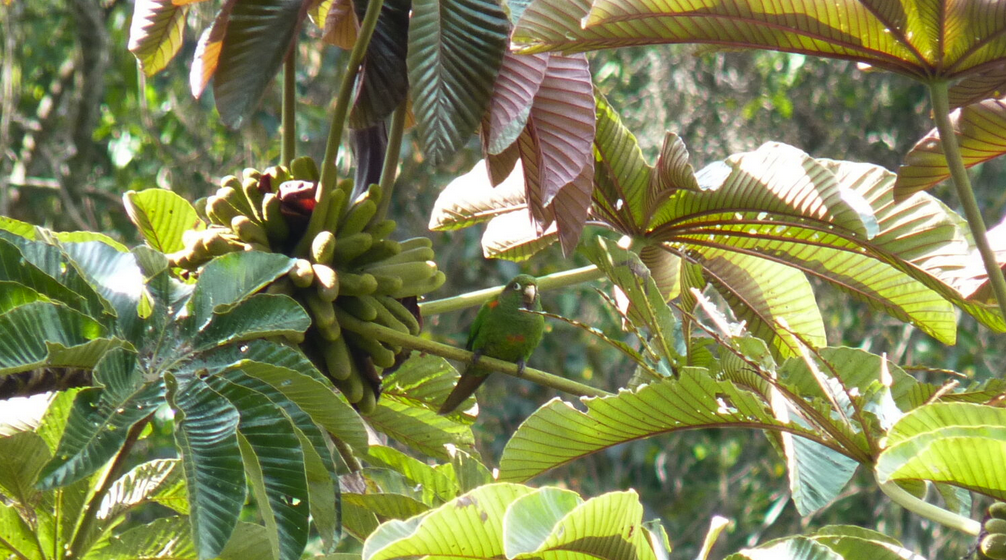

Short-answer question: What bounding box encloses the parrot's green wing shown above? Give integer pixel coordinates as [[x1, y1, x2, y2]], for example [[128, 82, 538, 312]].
[[466, 300, 493, 351]]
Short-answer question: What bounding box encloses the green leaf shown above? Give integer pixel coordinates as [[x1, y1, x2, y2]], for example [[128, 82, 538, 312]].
[[498, 369, 840, 482], [213, 0, 307, 127], [0, 281, 46, 314], [363, 483, 536, 560], [37, 350, 162, 489], [592, 91, 651, 233], [189, 251, 295, 328], [0, 502, 42, 560], [166, 376, 246, 560], [366, 446, 458, 504], [52, 231, 129, 252], [128, 0, 188, 76], [193, 294, 310, 351], [98, 459, 188, 521], [448, 447, 493, 493], [59, 242, 150, 342], [124, 189, 204, 253], [876, 402, 1006, 500], [481, 208, 558, 261], [0, 302, 112, 376], [0, 431, 51, 504], [725, 536, 842, 560], [211, 377, 310, 560], [0, 234, 111, 318], [365, 395, 477, 461], [701, 248, 826, 359], [785, 436, 859, 516], [502, 487, 582, 558], [0, 239, 93, 316], [84, 516, 196, 560], [407, 0, 509, 164], [227, 359, 369, 450]]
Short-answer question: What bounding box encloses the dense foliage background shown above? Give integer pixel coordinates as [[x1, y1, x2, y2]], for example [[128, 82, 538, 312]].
[[2, 1, 1006, 558]]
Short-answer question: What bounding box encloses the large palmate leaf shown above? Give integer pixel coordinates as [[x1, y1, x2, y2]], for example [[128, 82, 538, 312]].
[[876, 402, 1006, 500], [725, 526, 926, 560], [128, 0, 188, 76], [0, 431, 51, 504], [213, 0, 308, 127], [189, 251, 295, 328], [363, 484, 663, 560], [408, 0, 510, 164], [484, 51, 549, 155], [429, 160, 527, 231], [0, 302, 117, 375], [895, 98, 1006, 196], [349, 0, 410, 128], [513, 0, 1006, 92], [193, 294, 310, 350], [166, 376, 246, 560], [124, 189, 204, 254], [498, 369, 843, 482]]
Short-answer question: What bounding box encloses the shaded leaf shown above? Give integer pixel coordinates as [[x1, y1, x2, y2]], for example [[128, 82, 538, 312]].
[[0, 431, 50, 504], [0, 302, 112, 376], [317, 0, 357, 50], [189, 251, 296, 329], [408, 0, 509, 163], [592, 91, 651, 232], [193, 294, 310, 350], [349, 0, 409, 128], [213, 0, 307, 127], [485, 51, 549, 155], [98, 459, 188, 521]]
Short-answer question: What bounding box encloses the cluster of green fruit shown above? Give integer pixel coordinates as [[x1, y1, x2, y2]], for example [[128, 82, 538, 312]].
[[169, 156, 444, 413], [981, 503, 1006, 559]]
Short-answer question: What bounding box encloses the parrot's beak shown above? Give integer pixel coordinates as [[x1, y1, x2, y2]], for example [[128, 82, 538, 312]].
[[522, 284, 537, 308]]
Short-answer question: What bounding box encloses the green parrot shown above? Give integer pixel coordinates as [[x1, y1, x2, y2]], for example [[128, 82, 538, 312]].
[[438, 274, 545, 415]]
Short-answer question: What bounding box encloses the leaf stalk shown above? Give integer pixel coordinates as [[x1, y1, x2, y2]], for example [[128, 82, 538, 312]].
[[281, 47, 296, 167], [928, 81, 1006, 321], [375, 101, 408, 223], [877, 476, 980, 536]]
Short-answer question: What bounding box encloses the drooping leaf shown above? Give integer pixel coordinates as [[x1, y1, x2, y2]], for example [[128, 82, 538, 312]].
[[85, 516, 197, 560], [213, 0, 308, 127], [366, 446, 458, 504], [316, 0, 357, 49], [528, 53, 595, 206], [592, 91, 651, 232], [429, 160, 527, 231], [498, 369, 842, 482], [407, 0, 510, 163], [0, 238, 102, 318], [213, 378, 309, 560], [366, 395, 477, 461], [0, 431, 51, 504], [166, 376, 246, 560], [948, 61, 1006, 109], [784, 436, 859, 516], [97, 459, 188, 521], [191, 4, 232, 99], [876, 402, 1006, 500], [124, 189, 204, 253], [551, 156, 593, 255], [481, 209, 558, 261], [128, 0, 188, 76], [896, 98, 1006, 197], [349, 0, 409, 128], [0, 502, 42, 560], [485, 51, 549, 155]]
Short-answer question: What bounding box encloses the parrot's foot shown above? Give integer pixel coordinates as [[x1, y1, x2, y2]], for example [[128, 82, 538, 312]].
[[516, 359, 526, 375], [471, 351, 482, 368]]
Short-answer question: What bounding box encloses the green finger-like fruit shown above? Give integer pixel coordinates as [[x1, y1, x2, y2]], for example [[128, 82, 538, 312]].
[[291, 156, 319, 181], [332, 232, 373, 263], [398, 237, 433, 251], [332, 369, 364, 403], [266, 278, 295, 296], [220, 175, 243, 191], [314, 264, 339, 302], [264, 165, 290, 185], [216, 186, 256, 219], [306, 294, 341, 341], [289, 258, 315, 288], [981, 533, 1006, 560], [261, 193, 290, 242], [350, 239, 401, 266], [201, 229, 241, 256], [206, 195, 240, 226], [390, 270, 446, 299], [365, 219, 396, 240], [338, 296, 378, 322], [367, 295, 410, 334], [337, 199, 378, 237], [991, 502, 1006, 520], [242, 167, 262, 181], [344, 331, 397, 369], [986, 519, 1006, 535], [365, 246, 435, 267], [241, 176, 264, 220], [376, 295, 420, 335], [321, 187, 349, 235], [311, 231, 337, 264], [319, 336, 354, 381], [355, 385, 377, 414], [372, 274, 403, 295], [363, 260, 438, 284], [231, 215, 270, 246], [337, 272, 377, 297]]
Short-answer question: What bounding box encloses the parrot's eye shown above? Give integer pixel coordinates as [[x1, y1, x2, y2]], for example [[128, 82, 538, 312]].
[[512, 282, 521, 290]]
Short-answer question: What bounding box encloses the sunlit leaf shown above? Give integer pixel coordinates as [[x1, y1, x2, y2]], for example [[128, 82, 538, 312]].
[[0, 431, 50, 504], [408, 0, 509, 163], [0, 501, 41, 560], [124, 189, 204, 253], [128, 0, 188, 76], [429, 160, 527, 231], [98, 459, 188, 521], [190, 4, 231, 99], [876, 402, 1006, 500], [498, 369, 841, 482], [481, 209, 558, 261]]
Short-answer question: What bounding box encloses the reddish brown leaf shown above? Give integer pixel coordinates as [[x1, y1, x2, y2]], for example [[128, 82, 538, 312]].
[[516, 121, 550, 233], [320, 0, 357, 49], [528, 53, 596, 206], [485, 51, 549, 155], [551, 160, 593, 255], [948, 62, 1006, 109]]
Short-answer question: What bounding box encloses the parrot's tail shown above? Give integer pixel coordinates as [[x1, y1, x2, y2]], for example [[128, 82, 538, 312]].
[[438, 373, 490, 415]]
